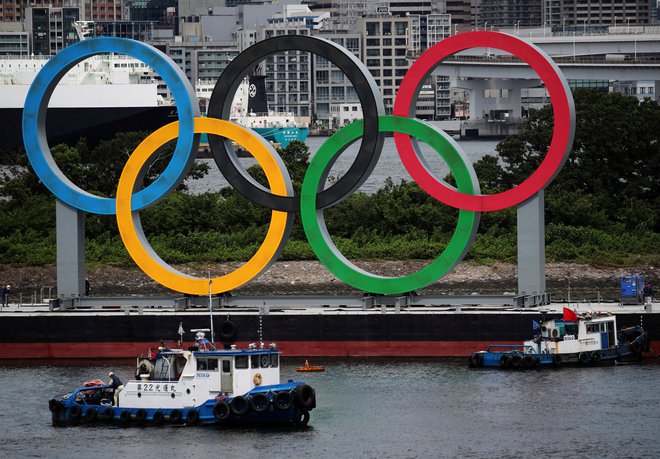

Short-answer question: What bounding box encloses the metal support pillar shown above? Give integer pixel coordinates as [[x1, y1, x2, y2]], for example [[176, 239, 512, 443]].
[[517, 191, 546, 296], [56, 199, 85, 299]]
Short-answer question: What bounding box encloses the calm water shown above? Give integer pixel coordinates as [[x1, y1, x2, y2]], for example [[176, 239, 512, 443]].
[[185, 138, 499, 195], [1, 359, 658, 458]]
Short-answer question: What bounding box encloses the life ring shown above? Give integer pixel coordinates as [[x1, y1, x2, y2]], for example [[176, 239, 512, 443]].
[[169, 409, 182, 423], [579, 352, 590, 364], [186, 410, 199, 425], [250, 393, 270, 413], [84, 407, 98, 422], [294, 384, 316, 411], [230, 396, 250, 416], [294, 410, 310, 426], [253, 372, 263, 386], [135, 409, 147, 422], [274, 391, 293, 410], [219, 320, 237, 341], [100, 407, 114, 421], [69, 405, 81, 418], [152, 411, 164, 425], [592, 351, 602, 363], [213, 400, 231, 420]]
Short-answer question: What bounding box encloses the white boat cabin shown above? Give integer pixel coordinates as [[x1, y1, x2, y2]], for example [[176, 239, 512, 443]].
[[118, 345, 280, 409], [524, 315, 619, 355]]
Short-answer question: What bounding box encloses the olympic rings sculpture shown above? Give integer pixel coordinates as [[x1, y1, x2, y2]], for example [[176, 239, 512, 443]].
[[22, 31, 575, 296]]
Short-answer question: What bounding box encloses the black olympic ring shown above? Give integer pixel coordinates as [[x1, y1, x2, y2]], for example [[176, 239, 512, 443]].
[[207, 35, 385, 212]]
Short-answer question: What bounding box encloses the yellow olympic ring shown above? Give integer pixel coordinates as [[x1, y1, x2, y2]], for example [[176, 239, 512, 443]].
[[116, 117, 292, 294]]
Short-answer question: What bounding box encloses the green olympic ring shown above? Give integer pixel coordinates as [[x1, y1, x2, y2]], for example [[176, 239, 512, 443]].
[[300, 115, 481, 295]]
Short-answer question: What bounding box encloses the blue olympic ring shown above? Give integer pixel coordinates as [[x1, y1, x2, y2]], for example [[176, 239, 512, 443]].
[[22, 37, 200, 215]]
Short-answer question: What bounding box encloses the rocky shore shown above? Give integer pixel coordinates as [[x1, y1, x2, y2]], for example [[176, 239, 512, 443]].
[[1, 261, 656, 302]]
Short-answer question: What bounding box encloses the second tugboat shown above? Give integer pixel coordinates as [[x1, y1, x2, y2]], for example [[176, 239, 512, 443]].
[[469, 308, 649, 369], [49, 328, 316, 427]]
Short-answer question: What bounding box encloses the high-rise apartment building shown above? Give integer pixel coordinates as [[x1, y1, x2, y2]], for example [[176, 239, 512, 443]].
[[477, 0, 543, 28], [26, 6, 80, 56], [544, 0, 654, 27]]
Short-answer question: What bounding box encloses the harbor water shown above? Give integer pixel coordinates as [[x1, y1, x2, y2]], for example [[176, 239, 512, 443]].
[[1, 358, 658, 458], [185, 138, 500, 195]]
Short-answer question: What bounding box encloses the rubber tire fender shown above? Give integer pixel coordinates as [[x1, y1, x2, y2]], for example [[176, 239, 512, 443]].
[[152, 411, 164, 425], [48, 399, 62, 412], [213, 400, 231, 420], [522, 355, 533, 368], [169, 409, 182, 424], [274, 391, 293, 411], [100, 407, 114, 421], [294, 410, 310, 427], [135, 409, 147, 422], [219, 320, 237, 342], [186, 410, 199, 425], [552, 354, 562, 367], [591, 351, 602, 363], [230, 396, 250, 416], [499, 355, 511, 368], [294, 384, 316, 411], [119, 409, 132, 424], [84, 407, 98, 422], [250, 392, 270, 413], [511, 354, 522, 367], [579, 352, 590, 365], [69, 405, 82, 419]]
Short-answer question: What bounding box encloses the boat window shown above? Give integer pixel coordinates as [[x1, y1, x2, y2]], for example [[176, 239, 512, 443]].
[[564, 324, 578, 336], [235, 356, 248, 369], [270, 354, 279, 368], [260, 355, 270, 368], [586, 324, 597, 333], [197, 358, 218, 371], [222, 360, 231, 373], [251, 354, 260, 369]]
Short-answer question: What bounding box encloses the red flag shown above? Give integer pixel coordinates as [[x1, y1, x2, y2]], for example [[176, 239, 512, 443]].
[[563, 307, 578, 322]]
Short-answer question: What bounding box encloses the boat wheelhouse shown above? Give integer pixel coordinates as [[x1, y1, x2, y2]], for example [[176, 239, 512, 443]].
[[49, 332, 316, 427]]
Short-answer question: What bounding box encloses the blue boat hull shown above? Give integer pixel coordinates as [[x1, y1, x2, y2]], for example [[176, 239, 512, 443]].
[[252, 126, 308, 148]]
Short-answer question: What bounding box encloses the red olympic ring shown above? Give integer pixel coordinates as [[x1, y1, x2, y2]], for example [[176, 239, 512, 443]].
[[393, 31, 575, 212]]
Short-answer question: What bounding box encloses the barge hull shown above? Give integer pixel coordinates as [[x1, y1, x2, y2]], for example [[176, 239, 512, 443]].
[[1, 309, 657, 358]]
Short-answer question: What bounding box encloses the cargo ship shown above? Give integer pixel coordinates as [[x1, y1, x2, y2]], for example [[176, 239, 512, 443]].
[[0, 301, 657, 359], [0, 54, 178, 151]]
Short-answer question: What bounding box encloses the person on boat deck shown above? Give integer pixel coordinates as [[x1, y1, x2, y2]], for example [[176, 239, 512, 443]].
[[108, 372, 124, 406]]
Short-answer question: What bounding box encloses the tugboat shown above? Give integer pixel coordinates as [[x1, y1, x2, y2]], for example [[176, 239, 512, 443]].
[[469, 308, 650, 369], [49, 328, 317, 427]]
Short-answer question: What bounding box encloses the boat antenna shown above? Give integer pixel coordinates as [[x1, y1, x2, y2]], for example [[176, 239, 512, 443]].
[[208, 265, 215, 345]]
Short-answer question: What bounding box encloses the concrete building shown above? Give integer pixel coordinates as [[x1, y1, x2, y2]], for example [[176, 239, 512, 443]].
[[476, 0, 543, 28], [312, 31, 361, 127], [544, 0, 655, 28], [0, 30, 28, 56], [261, 8, 321, 118], [26, 6, 80, 56], [1, 0, 64, 23], [81, 0, 123, 22]]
